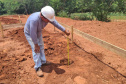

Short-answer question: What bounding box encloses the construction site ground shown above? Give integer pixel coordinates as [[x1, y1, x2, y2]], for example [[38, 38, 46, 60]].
[[0, 15, 126, 84]]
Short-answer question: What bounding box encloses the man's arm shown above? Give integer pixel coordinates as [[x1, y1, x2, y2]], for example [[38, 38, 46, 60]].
[[50, 20, 70, 36]]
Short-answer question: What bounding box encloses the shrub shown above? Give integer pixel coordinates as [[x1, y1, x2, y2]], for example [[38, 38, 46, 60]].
[[92, 10, 111, 22], [70, 13, 94, 20], [57, 10, 69, 17]]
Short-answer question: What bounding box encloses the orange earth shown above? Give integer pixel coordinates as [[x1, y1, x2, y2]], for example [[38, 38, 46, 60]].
[[0, 15, 126, 84]]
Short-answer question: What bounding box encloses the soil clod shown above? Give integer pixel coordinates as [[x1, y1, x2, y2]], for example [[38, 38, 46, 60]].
[[60, 58, 74, 65]]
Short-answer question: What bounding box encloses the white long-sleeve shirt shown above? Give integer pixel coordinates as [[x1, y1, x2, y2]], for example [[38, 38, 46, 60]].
[[24, 12, 65, 44]]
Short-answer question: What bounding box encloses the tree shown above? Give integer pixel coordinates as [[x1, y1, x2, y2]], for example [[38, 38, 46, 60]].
[[117, 0, 126, 13], [49, 0, 61, 15], [92, 0, 115, 21], [3, 0, 23, 14], [0, 1, 6, 15], [17, 0, 49, 14], [0, 0, 125, 16]]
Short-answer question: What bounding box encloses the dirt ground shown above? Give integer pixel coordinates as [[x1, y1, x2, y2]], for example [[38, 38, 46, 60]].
[[0, 15, 126, 84]]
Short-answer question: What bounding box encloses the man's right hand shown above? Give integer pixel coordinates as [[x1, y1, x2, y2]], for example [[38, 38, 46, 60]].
[[35, 44, 40, 53], [64, 30, 70, 36]]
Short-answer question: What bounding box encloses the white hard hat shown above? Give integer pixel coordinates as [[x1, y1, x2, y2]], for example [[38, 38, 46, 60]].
[[41, 6, 55, 22]]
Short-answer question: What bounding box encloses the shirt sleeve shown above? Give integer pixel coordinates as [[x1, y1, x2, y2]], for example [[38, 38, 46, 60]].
[[50, 19, 65, 32], [30, 20, 38, 44]]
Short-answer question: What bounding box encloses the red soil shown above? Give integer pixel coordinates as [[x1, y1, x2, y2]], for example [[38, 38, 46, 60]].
[[0, 15, 126, 84]]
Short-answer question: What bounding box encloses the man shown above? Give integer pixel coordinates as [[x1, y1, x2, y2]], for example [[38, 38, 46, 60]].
[[24, 6, 70, 77]]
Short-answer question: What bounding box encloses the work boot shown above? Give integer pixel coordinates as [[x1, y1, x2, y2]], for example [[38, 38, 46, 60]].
[[36, 67, 44, 77], [43, 61, 51, 65]]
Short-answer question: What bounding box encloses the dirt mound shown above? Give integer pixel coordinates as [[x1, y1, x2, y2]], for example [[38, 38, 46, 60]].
[[7, 28, 26, 41], [0, 28, 126, 84], [0, 15, 126, 84], [0, 17, 20, 24]]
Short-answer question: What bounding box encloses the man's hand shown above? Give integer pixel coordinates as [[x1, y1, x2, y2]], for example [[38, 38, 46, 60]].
[[35, 44, 40, 53], [64, 30, 70, 36]]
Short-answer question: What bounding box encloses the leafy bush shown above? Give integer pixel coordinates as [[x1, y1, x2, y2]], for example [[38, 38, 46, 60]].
[[92, 0, 109, 22], [70, 12, 94, 20], [93, 10, 111, 22], [57, 10, 69, 17]]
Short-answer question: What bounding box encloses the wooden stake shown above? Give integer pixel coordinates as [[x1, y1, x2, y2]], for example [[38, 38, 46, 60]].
[[67, 36, 69, 65], [0, 22, 4, 38], [25, 15, 27, 18], [18, 15, 22, 23], [71, 26, 73, 43], [54, 26, 55, 32], [11, 16, 13, 19]]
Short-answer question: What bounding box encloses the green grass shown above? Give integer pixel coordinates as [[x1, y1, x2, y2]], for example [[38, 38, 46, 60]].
[[110, 16, 126, 20], [0, 0, 4, 2], [70, 12, 126, 21], [0, 0, 13, 2], [70, 12, 94, 20], [109, 12, 126, 20]]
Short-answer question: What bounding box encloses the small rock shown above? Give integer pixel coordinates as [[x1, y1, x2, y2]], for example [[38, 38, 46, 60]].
[[58, 44, 62, 47], [4, 58, 10, 61], [21, 54, 25, 56], [48, 42, 52, 45], [108, 62, 111, 65], [53, 76, 56, 79], [3, 49, 8, 53], [31, 64, 34, 68], [0, 74, 6, 79], [17, 57, 27, 62], [43, 35, 50, 38], [74, 76, 86, 84], [44, 44, 48, 49]]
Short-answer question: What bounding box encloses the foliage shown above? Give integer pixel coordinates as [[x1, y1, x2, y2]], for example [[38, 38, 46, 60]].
[[70, 13, 94, 20], [0, 0, 125, 21], [109, 1, 118, 12], [49, 0, 61, 15], [57, 10, 68, 17], [116, 0, 126, 13], [0, 1, 6, 15], [92, 0, 113, 22], [75, 0, 94, 12]]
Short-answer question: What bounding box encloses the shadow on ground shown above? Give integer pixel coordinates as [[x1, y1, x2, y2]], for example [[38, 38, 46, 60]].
[[41, 63, 65, 74]]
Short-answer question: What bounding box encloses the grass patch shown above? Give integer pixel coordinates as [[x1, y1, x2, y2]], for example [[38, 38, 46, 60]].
[[70, 12, 94, 20], [110, 16, 126, 20], [109, 12, 126, 20]]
